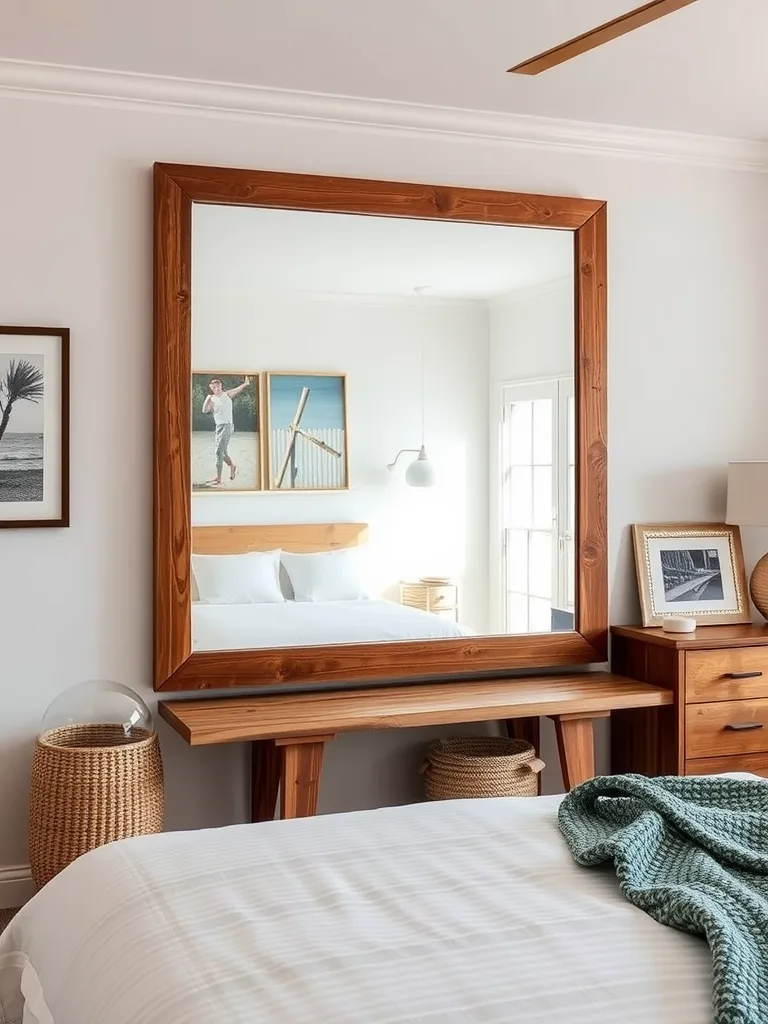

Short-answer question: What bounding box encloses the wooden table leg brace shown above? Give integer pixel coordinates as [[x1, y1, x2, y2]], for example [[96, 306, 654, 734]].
[[275, 735, 336, 819], [549, 711, 610, 790]]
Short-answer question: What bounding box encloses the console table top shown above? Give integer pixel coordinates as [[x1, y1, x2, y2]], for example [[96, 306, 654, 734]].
[[159, 671, 672, 746]]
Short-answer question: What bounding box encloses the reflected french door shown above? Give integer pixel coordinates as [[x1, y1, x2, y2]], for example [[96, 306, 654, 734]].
[[500, 378, 575, 634]]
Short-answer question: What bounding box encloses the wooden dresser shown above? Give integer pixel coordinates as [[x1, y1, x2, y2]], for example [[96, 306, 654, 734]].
[[611, 624, 768, 779]]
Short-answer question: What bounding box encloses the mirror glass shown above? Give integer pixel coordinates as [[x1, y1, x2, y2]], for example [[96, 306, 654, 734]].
[[190, 205, 575, 652]]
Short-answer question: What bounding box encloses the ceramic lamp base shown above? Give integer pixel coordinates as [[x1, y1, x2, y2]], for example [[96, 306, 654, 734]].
[[750, 551, 768, 620]]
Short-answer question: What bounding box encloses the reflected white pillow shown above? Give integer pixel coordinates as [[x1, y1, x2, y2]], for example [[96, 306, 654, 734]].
[[191, 550, 285, 605], [281, 548, 372, 602]]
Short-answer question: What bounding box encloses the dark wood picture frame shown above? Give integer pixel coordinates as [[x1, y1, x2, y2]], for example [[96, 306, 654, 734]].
[[154, 164, 607, 692], [0, 325, 70, 529]]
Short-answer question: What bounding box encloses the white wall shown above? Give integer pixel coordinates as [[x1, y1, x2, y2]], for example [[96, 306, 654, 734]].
[[489, 278, 575, 384], [0, 88, 766, 885], [192, 292, 490, 626]]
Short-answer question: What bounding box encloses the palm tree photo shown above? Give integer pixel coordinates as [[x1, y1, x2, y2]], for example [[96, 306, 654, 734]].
[[0, 359, 45, 446]]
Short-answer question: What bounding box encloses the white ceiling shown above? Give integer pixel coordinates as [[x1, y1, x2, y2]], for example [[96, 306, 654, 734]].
[[192, 205, 573, 300], [3, 0, 767, 139]]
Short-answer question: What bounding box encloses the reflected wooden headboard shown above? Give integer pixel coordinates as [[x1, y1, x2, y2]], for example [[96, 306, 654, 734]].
[[191, 522, 369, 555]]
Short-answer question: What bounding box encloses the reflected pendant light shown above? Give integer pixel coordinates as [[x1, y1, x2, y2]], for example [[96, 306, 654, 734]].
[[407, 345, 434, 487], [405, 445, 435, 488], [387, 325, 435, 487]]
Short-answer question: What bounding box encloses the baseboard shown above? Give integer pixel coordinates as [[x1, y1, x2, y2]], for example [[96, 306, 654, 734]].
[[0, 866, 35, 909]]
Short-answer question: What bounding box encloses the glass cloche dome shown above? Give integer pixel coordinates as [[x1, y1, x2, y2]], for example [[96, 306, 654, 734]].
[[40, 680, 153, 745]]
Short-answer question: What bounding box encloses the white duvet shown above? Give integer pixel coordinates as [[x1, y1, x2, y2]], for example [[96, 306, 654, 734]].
[[192, 597, 476, 651], [0, 794, 714, 1024]]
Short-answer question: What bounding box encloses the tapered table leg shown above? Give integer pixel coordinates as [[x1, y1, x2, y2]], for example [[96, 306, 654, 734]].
[[551, 712, 609, 790], [250, 739, 280, 823], [277, 735, 335, 819]]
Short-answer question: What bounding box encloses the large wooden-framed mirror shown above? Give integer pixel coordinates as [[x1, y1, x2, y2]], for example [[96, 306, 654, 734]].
[[154, 164, 606, 692]]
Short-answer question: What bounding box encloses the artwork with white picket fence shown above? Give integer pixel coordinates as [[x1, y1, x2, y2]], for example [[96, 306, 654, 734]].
[[266, 372, 348, 490]]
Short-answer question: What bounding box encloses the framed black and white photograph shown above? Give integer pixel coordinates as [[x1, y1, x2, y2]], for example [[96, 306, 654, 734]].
[[0, 327, 69, 528], [632, 522, 750, 627]]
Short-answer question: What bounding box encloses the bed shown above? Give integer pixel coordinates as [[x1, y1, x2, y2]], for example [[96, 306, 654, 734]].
[[0, 792, 716, 1024], [190, 522, 476, 649], [192, 598, 476, 650]]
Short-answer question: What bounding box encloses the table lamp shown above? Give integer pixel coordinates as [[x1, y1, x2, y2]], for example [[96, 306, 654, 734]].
[[726, 460, 768, 619]]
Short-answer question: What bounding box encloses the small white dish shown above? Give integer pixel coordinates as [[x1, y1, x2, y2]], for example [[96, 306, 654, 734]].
[[661, 615, 697, 634]]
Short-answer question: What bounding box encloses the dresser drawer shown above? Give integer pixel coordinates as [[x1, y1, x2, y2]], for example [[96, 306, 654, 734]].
[[685, 752, 768, 779], [686, 699, 768, 759], [686, 649, 768, 703]]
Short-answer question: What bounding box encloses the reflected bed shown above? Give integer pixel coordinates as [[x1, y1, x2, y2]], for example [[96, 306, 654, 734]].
[[190, 522, 476, 650], [192, 598, 476, 651]]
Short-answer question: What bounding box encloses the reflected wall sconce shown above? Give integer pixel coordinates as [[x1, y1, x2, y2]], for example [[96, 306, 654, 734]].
[[387, 445, 436, 488]]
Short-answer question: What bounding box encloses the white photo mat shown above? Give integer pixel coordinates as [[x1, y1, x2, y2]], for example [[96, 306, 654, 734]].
[[0, 330, 67, 525]]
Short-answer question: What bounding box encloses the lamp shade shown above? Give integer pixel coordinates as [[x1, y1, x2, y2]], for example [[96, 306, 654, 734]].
[[726, 461, 768, 527], [405, 446, 436, 488]]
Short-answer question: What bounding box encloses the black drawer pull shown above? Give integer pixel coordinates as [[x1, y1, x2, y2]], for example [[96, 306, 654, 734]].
[[724, 722, 765, 732], [725, 671, 764, 680]]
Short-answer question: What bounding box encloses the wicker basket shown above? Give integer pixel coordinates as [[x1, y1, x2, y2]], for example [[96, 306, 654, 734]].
[[29, 723, 164, 888], [422, 736, 545, 801]]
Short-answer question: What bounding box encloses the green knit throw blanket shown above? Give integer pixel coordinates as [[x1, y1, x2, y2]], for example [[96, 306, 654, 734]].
[[558, 774, 768, 1024]]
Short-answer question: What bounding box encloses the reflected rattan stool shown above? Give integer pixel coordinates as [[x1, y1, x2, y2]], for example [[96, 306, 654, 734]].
[[422, 736, 545, 801], [29, 692, 164, 888]]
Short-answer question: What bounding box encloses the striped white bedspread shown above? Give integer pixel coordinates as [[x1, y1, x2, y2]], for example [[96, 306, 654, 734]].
[[0, 794, 713, 1024]]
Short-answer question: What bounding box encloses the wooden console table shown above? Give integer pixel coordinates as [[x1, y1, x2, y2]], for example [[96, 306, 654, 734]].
[[159, 672, 671, 820]]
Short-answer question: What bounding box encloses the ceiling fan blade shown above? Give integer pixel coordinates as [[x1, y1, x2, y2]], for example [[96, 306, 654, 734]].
[[508, 0, 699, 76]]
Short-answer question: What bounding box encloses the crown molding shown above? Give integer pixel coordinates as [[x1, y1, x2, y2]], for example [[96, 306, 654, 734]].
[[1, 58, 767, 172], [490, 275, 573, 305], [196, 286, 487, 309]]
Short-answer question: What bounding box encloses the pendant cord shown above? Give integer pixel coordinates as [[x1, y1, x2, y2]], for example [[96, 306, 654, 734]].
[[420, 347, 425, 445]]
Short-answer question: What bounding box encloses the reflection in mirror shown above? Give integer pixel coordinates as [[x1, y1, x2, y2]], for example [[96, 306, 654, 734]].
[[190, 206, 575, 652]]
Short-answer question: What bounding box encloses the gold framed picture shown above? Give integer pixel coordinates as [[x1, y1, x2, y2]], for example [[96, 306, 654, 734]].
[[265, 372, 349, 491], [190, 371, 262, 492], [632, 522, 751, 627]]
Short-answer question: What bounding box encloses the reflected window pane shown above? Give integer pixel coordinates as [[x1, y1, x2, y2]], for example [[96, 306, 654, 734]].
[[508, 467, 532, 529], [532, 466, 552, 531], [566, 537, 575, 608], [508, 401, 533, 466], [506, 592, 528, 634], [529, 531, 552, 600], [529, 596, 552, 633], [506, 529, 528, 593], [532, 399, 553, 466], [567, 466, 576, 533], [567, 395, 576, 466]]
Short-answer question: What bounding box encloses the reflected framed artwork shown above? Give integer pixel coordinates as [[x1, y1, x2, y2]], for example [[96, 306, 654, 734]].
[[0, 326, 69, 528], [191, 371, 261, 492], [632, 522, 751, 627], [265, 372, 348, 491]]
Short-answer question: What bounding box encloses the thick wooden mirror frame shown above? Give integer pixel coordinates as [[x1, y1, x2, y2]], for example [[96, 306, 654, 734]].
[[153, 163, 607, 692]]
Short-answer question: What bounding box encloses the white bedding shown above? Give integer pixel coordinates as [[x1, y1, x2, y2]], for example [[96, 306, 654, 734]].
[[192, 597, 476, 650], [0, 794, 714, 1024]]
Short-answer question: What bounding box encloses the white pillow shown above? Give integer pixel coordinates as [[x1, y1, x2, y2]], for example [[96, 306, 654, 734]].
[[191, 550, 285, 605], [281, 547, 372, 602]]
